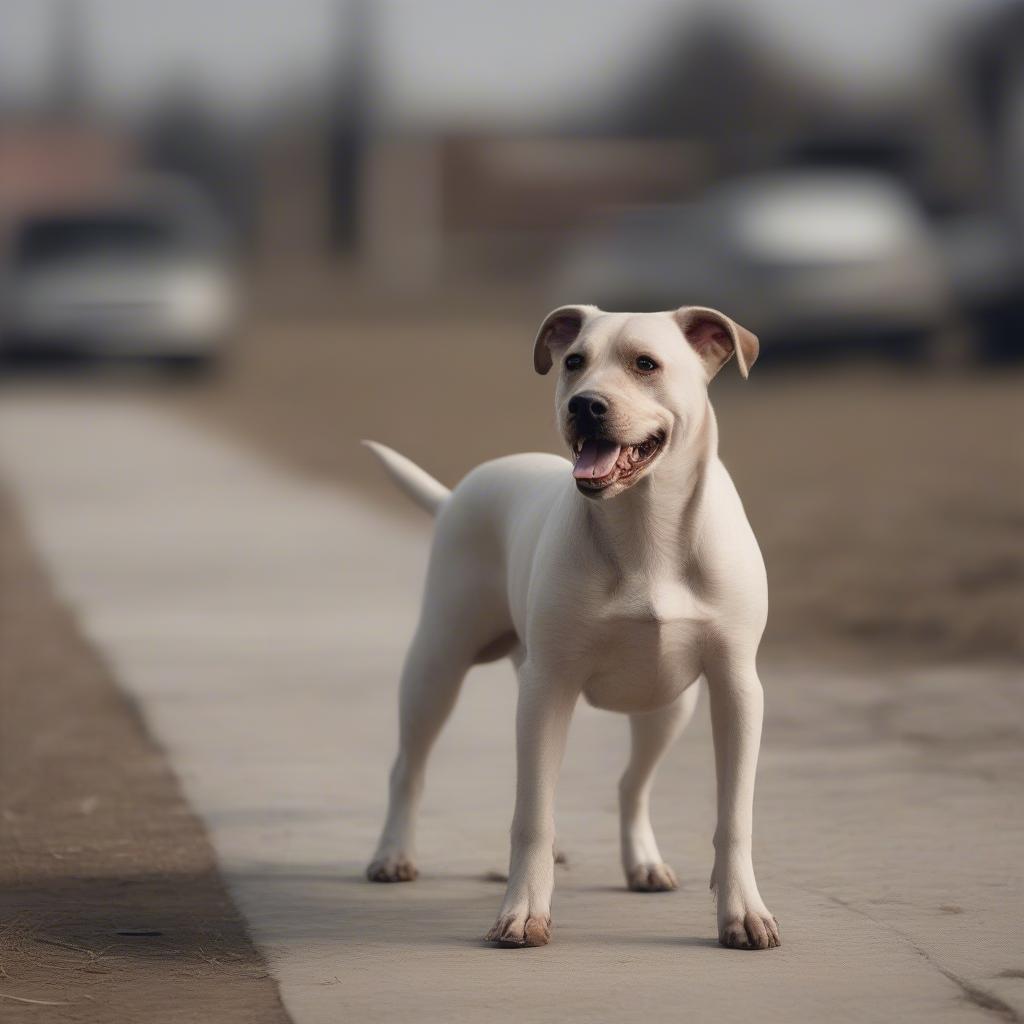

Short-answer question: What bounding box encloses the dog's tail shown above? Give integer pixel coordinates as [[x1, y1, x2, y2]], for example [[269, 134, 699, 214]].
[[361, 441, 450, 516]]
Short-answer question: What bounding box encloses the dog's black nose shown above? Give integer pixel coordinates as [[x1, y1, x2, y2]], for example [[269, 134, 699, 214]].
[[568, 392, 609, 419]]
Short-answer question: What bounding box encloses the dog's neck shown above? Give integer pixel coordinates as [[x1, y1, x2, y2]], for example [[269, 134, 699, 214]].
[[576, 398, 717, 577]]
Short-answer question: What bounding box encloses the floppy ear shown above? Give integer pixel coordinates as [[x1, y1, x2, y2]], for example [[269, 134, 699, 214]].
[[532, 304, 597, 375], [674, 306, 759, 380]]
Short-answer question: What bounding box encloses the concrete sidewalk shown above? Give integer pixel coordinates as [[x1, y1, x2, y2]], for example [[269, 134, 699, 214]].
[[1, 393, 1021, 1023]]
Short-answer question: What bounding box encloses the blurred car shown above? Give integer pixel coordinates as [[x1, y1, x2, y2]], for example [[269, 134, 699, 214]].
[[942, 1, 1024, 359], [553, 170, 951, 357], [0, 180, 238, 370]]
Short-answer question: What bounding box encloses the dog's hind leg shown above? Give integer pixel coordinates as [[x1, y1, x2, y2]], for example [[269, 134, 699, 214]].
[[367, 482, 513, 884], [366, 624, 474, 883], [619, 681, 701, 892]]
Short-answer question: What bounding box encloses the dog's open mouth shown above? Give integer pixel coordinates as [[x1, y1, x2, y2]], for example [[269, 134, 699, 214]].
[[571, 432, 665, 493]]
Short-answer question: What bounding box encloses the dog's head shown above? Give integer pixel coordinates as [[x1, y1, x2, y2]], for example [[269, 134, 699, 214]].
[[533, 305, 758, 499]]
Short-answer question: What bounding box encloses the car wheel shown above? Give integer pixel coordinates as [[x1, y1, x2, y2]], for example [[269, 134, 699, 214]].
[[972, 299, 1024, 362]]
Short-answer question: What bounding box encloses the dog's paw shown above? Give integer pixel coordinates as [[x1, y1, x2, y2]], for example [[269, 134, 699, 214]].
[[366, 854, 418, 883], [485, 910, 552, 947], [627, 862, 679, 892], [719, 911, 781, 950]]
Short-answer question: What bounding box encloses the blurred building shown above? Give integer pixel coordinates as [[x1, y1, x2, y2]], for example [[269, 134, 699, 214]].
[[2, 0, 1022, 352], [0, 120, 133, 226], [0, 1, 131, 229]]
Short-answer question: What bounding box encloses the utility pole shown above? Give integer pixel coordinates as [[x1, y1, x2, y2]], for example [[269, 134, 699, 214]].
[[49, 0, 89, 117], [327, 0, 373, 254]]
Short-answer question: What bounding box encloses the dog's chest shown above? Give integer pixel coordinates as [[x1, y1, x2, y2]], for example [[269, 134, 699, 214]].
[[579, 580, 707, 713]]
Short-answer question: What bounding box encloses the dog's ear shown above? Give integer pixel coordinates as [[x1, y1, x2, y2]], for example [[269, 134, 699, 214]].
[[533, 305, 596, 375], [674, 306, 759, 380]]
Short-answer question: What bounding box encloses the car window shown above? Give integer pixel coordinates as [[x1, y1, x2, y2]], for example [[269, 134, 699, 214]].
[[13, 216, 180, 268]]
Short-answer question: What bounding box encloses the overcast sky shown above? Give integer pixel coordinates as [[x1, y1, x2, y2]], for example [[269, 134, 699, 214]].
[[0, 0, 1000, 125]]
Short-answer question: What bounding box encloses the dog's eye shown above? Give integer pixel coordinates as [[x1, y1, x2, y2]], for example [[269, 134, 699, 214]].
[[564, 353, 584, 371], [635, 356, 658, 372]]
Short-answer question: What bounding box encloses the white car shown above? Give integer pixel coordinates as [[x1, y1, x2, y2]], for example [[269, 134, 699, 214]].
[[1, 182, 237, 370], [553, 171, 952, 357]]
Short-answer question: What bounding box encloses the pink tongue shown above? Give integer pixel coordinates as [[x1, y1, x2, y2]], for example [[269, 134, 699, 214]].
[[573, 439, 622, 480]]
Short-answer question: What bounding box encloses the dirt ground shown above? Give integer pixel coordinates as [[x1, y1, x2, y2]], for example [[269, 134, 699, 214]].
[[0, 488, 289, 1023], [171, 302, 1024, 667]]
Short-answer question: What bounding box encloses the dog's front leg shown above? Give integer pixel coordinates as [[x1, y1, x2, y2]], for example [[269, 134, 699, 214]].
[[486, 667, 577, 948], [705, 652, 780, 950]]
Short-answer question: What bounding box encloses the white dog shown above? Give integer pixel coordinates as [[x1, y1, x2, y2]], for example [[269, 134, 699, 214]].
[[365, 305, 779, 950]]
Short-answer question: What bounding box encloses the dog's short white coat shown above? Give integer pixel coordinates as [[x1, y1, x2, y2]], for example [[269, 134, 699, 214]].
[[365, 305, 780, 950]]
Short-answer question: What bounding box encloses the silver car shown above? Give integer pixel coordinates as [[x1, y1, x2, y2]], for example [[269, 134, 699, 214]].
[[553, 171, 951, 355], [0, 180, 238, 370]]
